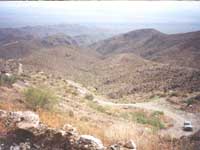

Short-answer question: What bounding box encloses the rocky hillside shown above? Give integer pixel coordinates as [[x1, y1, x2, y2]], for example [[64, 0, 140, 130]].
[[0, 37, 42, 59], [0, 33, 81, 59], [20, 48, 200, 99], [20, 44, 101, 85], [92, 53, 200, 98], [0, 54, 199, 150], [90, 29, 200, 69], [41, 34, 78, 47]]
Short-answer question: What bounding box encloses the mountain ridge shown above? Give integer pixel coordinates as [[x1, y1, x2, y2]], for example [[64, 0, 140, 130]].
[[90, 28, 200, 69]]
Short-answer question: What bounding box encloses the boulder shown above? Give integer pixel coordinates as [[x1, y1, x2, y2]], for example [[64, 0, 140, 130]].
[[123, 140, 136, 150], [78, 135, 105, 150], [109, 144, 120, 150], [4, 111, 40, 130]]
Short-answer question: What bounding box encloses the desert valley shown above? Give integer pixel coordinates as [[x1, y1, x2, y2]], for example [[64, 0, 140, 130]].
[[0, 23, 200, 150]]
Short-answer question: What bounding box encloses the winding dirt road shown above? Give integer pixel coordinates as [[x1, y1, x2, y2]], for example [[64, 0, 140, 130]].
[[66, 79, 200, 138], [94, 97, 200, 138]]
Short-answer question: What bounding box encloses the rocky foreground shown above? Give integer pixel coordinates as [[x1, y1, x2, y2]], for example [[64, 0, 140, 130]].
[[0, 109, 136, 150]]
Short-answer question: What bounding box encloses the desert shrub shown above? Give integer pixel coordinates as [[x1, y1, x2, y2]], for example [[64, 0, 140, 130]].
[[68, 110, 75, 118], [24, 87, 57, 110], [88, 102, 106, 113], [149, 95, 160, 101], [0, 74, 17, 86], [184, 96, 199, 106], [84, 94, 94, 100], [169, 91, 179, 97], [87, 101, 110, 113], [80, 116, 90, 122], [152, 111, 164, 116], [71, 91, 78, 96]]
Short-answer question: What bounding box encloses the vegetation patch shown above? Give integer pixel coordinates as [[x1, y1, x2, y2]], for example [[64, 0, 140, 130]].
[[152, 110, 164, 116], [133, 111, 165, 129], [84, 94, 94, 101], [87, 101, 110, 114], [149, 95, 160, 101], [117, 110, 165, 130], [184, 95, 200, 106], [0, 74, 17, 86], [24, 86, 58, 110]]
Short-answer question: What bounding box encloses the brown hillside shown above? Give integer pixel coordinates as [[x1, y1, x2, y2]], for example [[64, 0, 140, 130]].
[[91, 53, 200, 98], [1, 27, 200, 98], [90, 29, 200, 69]]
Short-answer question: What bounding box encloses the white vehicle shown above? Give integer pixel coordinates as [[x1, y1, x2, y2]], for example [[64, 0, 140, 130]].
[[183, 121, 193, 131]]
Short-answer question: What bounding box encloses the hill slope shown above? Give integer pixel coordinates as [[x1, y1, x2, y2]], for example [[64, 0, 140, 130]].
[[0, 27, 200, 99], [0, 24, 115, 48], [92, 53, 200, 98], [90, 29, 200, 69]]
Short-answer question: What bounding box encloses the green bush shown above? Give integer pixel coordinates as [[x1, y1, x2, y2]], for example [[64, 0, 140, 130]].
[[152, 111, 164, 116], [0, 74, 17, 86], [84, 94, 94, 101], [169, 91, 179, 97], [184, 97, 197, 106], [24, 87, 57, 110], [149, 95, 160, 101]]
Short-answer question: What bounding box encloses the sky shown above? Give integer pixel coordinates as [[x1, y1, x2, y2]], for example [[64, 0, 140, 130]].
[[0, 1, 200, 33]]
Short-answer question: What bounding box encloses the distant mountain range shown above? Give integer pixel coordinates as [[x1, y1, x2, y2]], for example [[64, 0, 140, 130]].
[[0, 24, 116, 49]]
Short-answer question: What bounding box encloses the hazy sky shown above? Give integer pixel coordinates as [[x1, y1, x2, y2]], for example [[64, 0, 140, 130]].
[[0, 1, 200, 33]]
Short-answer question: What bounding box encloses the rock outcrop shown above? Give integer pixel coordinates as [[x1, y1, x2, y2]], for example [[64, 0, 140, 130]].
[[0, 110, 136, 150], [77, 135, 105, 150]]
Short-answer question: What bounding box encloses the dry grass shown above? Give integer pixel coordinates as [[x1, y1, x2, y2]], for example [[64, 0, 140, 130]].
[[0, 102, 26, 111], [104, 123, 159, 149], [37, 109, 69, 128], [104, 123, 138, 143], [36, 109, 172, 150]]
